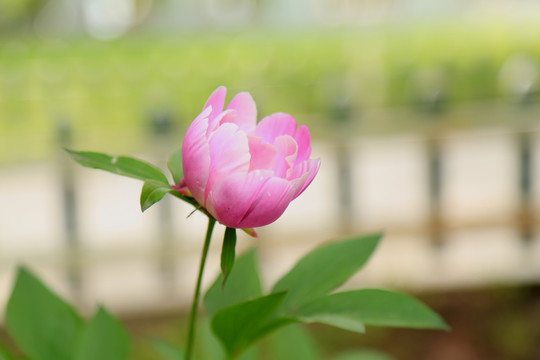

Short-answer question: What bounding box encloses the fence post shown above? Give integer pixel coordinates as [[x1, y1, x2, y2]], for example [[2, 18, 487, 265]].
[[149, 109, 176, 287], [427, 135, 443, 248], [413, 69, 447, 248], [499, 54, 538, 244], [58, 119, 82, 300], [332, 96, 354, 233], [518, 131, 533, 244]]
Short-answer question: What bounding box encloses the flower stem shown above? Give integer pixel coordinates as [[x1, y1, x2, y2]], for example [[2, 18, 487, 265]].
[[185, 217, 216, 360]]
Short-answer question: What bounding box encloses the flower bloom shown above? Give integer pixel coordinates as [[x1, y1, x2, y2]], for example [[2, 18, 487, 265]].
[[176, 86, 320, 229]]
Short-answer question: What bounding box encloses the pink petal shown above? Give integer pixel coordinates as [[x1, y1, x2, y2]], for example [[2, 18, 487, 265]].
[[205, 122, 250, 204], [226, 92, 257, 132], [273, 135, 298, 178], [206, 170, 273, 228], [204, 86, 227, 125], [288, 170, 310, 197], [181, 117, 211, 206], [193, 106, 212, 124], [294, 124, 312, 165], [254, 113, 297, 144], [212, 109, 236, 134], [248, 135, 276, 171], [237, 176, 297, 228], [290, 158, 321, 199]]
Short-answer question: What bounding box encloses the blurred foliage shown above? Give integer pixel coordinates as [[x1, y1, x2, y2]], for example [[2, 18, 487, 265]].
[[0, 0, 46, 31], [1, 20, 540, 163], [122, 285, 540, 360]]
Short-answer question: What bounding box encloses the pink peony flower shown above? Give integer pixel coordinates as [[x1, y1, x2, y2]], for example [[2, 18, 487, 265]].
[[175, 86, 320, 230]]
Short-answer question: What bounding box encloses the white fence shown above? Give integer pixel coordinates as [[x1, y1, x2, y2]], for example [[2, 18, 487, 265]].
[[1, 127, 539, 318]]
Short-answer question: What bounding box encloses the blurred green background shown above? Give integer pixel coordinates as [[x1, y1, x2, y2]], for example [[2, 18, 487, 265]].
[[2, 15, 540, 164]]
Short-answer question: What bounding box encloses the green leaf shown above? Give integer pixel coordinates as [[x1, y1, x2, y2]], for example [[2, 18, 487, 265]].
[[140, 180, 173, 212], [237, 347, 259, 360], [295, 289, 449, 332], [66, 149, 200, 210], [197, 318, 260, 360], [272, 234, 382, 314], [297, 313, 365, 333], [76, 307, 129, 360], [211, 292, 288, 357], [148, 339, 184, 360], [168, 149, 183, 185], [269, 324, 321, 360], [220, 227, 237, 288], [5, 267, 83, 360], [333, 349, 395, 360], [197, 318, 224, 360], [204, 249, 262, 316], [66, 149, 169, 184], [0, 345, 14, 360]]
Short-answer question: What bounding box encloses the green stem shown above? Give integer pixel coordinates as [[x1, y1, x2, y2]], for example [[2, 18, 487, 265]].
[[185, 217, 216, 360]]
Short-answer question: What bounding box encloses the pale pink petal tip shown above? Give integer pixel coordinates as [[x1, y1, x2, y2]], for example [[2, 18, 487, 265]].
[[204, 86, 227, 121], [226, 92, 257, 131], [255, 113, 297, 144], [242, 228, 258, 238]]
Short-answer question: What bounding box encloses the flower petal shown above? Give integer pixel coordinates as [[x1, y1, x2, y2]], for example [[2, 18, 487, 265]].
[[254, 113, 297, 144], [206, 170, 273, 228], [294, 124, 312, 165], [181, 117, 211, 205], [212, 109, 236, 134], [237, 176, 297, 228], [242, 228, 258, 237], [204, 86, 227, 125], [205, 122, 251, 204], [248, 135, 276, 171], [273, 135, 298, 178], [289, 158, 321, 199], [226, 92, 257, 132], [193, 105, 212, 124]]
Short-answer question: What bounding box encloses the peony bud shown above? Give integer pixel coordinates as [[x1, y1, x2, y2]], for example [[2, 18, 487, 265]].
[[175, 86, 320, 230]]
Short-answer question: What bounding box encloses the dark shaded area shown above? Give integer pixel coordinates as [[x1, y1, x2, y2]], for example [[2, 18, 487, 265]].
[[314, 285, 540, 360]]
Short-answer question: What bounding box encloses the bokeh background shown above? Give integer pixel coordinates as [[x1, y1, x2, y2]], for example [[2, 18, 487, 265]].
[[1, 0, 540, 359]]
